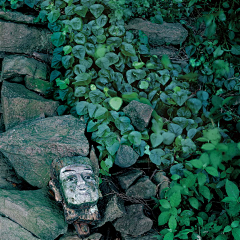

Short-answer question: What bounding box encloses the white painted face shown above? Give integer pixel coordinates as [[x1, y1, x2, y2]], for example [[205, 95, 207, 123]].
[[59, 164, 99, 206]]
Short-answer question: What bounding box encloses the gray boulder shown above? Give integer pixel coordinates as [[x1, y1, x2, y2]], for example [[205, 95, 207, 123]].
[[0, 115, 89, 188], [1, 55, 48, 82], [96, 194, 126, 227], [1, 81, 59, 130], [0, 216, 39, 240], [0, 113, 4, 133], [116, 169, 143, 190], [122, 230, 160, 240], [126, 176, 157, 199], [113, 204, 153, 237], [126, 18, 188, 46], [123, 100, 153, 131], [0, 152, 23, 190], [0, 189, 67, 240], [114, 145, 139, 168], [150, 46, 179, 58], [152, 172, 170, 199], [0, 20, 53, 54]]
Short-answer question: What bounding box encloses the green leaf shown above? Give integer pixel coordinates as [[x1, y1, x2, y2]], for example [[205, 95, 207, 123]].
[[133, 61, 145, 69], [90, 4, 104, 18], [74, 5, 88, 17], [105, 52, 119, 65], [95, 57, 110, 69], [232, 228, 240, 240], [222, 197, 238, 203], [170, 191, 181, 207], [198, 172, 207, 186], [201, 143, 216, 151], [226, 180, 239, 199], [121, 42, 136, 56], [168, 123, 183, 137], [151, 118, 164, 134], [158, 211, 171, 225], [47, 10, 60, 23], [96, 14, 108, 27], [203, 128, 221, 145], [51, 32, 65, 47], [89, 89, 105, 104], [128, 131, 142, 146], [199, 185, 211, 200], [62, 55, 74, 69], [74, 32, 86, 45], [223, 225, 232, 233], [161, 54, 171, 69], [210, 150, 222, 168], [109, 97, 123, 111], [76, 101, 89, 115], [108, 25, 126, 37], [72, 45, 86, 59], [97, 35, 106, 43], [189, 197, 199, 209], [70, 17, 83, 31], [94, 106, 108, 119], [74, 73, 92, 86], [150, 149, 165, 165], [85, 43, 96, 57], [126, 69, 146, 84], [205, 166, 219, 177], [190, 159, 203, 169], [168, 216, 177, 230], [231, 221, 239, 228], [159, 199, 171, 209], [63, 45, 72, 55], [163, 232, 174, 240], [56, 78, 69, 89], [186, 98, 202, 114], [213, 46, 224, 58], [139, 81, 149, 89], [162, 132, 175, 145], [150, 133, 163, 148], [171, 89, 189, 106], [231, 45, 240, 55]]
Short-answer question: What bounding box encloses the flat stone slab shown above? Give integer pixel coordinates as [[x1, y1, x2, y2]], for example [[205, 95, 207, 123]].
[[0, 115, 89, 188], [113, 204, 153, 237], [126, 18, 188, 46], [0, 189, 67, 240], [0, 216, 39, 240], [1, 55, 47, 82], [1, 81, 59, 130], [126, 176, 157, 199], [0, 20, 53, 54], [123, 100, 153, 131]]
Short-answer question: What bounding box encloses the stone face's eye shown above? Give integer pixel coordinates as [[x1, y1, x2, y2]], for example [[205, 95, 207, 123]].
[[84, 174, 93, 180], [67, 175, 77, 182]]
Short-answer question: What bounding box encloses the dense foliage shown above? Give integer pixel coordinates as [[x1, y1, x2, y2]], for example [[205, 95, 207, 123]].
[[1, 0, 240, 239]]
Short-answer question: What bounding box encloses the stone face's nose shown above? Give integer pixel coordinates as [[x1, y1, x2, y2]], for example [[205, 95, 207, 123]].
[[76, 174, 86, 188]]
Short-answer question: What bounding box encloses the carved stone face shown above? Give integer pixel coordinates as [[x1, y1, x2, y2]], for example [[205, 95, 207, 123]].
[[59, 164, 99, 207]]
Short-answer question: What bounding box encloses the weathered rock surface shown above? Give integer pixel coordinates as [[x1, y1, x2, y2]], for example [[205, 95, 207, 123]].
[[122, 230, 160, 240], [0, 216, 39, 240], [0, 113, 4, 133], [126, 176, 157, 199], [113, 204, 153, 237], [123, 100, 153, 131], [59, 232, 102, 240], [96, 194, 126, 227], [0, 189, 67, 240], [0, 115, 89, 188], [0, 20, 53, 54], [0, 152, 23, 190], [126, 18, 188, 46], [0, 10, 39, 25], [1, 55, 48, 82], [24, 76, 53, 95], [114, 145, 139, 168], [1, 81, 59, 130], [150, 46, 179, 58], [152, 171, 170, 198], [116, 169, 143, 190]]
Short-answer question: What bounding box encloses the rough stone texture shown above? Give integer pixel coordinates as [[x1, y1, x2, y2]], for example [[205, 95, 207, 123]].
[[0, 20, 53, 54], [0, 152, 23, 190], [33, 51, 53, 64], [83, 233, 102, 240], [152, 172, 170, 198], [59, 232, 102, 240], [123, 100, 153, 131], [0, 189, 67, 240], [0, 10, 39, 25], [24, 76, 53, 95], [126, 176, 157, 199], [96, 194, 126, 228], [1, 81, 59, 130], [126, 18, 188, 46], [0, 113, 4, 133], [0, 216, 39, 240], [113, 204, 153, 237], [122, 230, 160, 240], [1, 55, 47, 82], [114, 145, 139, 168], [0, 115, 89, 188], [150, 46, 179, 58], [116, 169, 143, 190]]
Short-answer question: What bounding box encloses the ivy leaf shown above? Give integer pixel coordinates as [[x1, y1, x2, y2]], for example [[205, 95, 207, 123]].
[[74, 5, 88, 17], [150, 149, 165, 165], [226, 180, 239, 199], [74, 64, 86, 75], [151, 118, 164, 134], [76, 101, 89, 115], [172, 117, 188, 129], [126, 69, 146, 84], [171, 89, 189, 106], [90, 4, 104, 18], [74, 32, 86, 45], [70, 17, 83, 31], [120, 42, 136, 56], [47, 10, 60, 23], [74, 73, 92, 86], [162, 132, 175, 145], [213, 46, 224, 58], [168, 123, 183, 137], [61, 55, 74, 69], [186, 98, 202, 114], [108, 25, 126, 37], [94, 106, 108, 120], [85, 43, 96, 57], [72, 45, 86, 59], [51, 32, 65, 47], [150, 133, 163, 148], [95, 57, 110, 69], [105, 52, 119, 65], [106, 37, 122, 48], [189, 197, 199, 209], [89, 89, 105, 104], [128, 131, 142, 146], [96, 14, 108, 27], [161, 54, 171, 69]]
